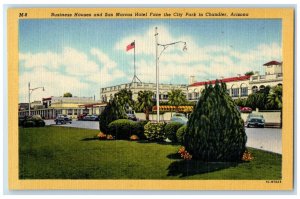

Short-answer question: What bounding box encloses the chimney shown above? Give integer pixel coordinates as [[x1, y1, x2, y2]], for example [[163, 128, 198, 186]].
[[189, 75, 196, 85], [237, 74, 241, 77]]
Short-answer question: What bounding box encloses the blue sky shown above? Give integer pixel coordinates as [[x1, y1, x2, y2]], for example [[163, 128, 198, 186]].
[[19, 19, 282, 102]]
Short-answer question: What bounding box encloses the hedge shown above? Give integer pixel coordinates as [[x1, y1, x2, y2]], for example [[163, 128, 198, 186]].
[[164, 122, 184, 142], [107, 119, 147, 140], [176, 125, 187, 144]]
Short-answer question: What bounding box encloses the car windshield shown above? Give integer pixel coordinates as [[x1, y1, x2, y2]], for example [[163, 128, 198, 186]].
[[172, 117, 188, 122], [250, 118, 263, 122]]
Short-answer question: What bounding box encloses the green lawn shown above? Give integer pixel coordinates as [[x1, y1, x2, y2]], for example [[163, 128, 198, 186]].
[[19, 126, 282, 179]]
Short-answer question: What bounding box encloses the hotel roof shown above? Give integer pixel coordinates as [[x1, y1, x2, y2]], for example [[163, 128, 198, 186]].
[[189, 75, 251, 87], [263, 61, 282, 66]]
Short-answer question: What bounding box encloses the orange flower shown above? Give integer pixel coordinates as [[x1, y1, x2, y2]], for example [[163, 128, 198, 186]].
[[97, 132, 107, 140], [130, 135, 139, 141], [242, 151, 254, 161], [106, 134, 114, 140], [178, 146, 192, 160]]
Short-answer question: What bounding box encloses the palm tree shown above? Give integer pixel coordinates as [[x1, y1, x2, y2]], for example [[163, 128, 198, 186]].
[[267, 85, 282, 127], [114, 89, 134, 113], [168, 89, 187, 113], [136, 90, 154, 121]]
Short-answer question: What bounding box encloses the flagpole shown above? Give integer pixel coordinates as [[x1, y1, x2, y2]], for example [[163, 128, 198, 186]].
[[134, 40, 136, 81]]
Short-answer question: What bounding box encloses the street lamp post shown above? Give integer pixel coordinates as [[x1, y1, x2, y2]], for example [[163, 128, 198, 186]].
[[28, 82, 45, 116], [155, 27, 187, 122]]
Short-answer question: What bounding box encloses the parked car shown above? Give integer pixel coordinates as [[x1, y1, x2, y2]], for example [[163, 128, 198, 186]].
[[90, 115, 99, 121], [240, 106, 253, 113], [247, 113, 264, 120], [170, 113, 188, 125], [83, 114, 99, 121], [54, 114, 72, 125], [127, 113, 137, 121], [83, 115, 92, 121], [19, 115, 46, 127], [77, 113, 88, 120], [245, 117, 265, 128]]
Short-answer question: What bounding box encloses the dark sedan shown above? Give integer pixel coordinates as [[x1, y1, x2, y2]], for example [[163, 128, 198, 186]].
[[54, 114, 72, 125], [245, 117, 265, 128]]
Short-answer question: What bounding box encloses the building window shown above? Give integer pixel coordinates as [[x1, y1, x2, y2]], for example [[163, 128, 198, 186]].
[[231, 88, 239, 97], [241, 87, 248, 97], [68, 109, 73, 115], [163, 94, 168, 100], [252, 86, 258, 93], [188, 93, 192, 100], [194, 92, 199, 99], [259, 85, 265, 91]]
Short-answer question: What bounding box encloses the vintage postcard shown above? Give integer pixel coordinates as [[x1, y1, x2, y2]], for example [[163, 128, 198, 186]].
[[7, 7, 294, 190]]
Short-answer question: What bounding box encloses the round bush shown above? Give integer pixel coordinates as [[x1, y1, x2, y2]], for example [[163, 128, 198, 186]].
[[133, 120, 148, 139], [36, 120, 45, 127], [164, 122, 184, 142], [144, 122, 166, 141], [23, 121, 36, 128], [176, 125, 187, 144], [184, 82, 247, 162], [107, 119, 135, 139]]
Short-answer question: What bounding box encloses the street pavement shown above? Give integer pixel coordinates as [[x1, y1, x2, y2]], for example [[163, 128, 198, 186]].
[[44, 120, 282, 154], [245, 127, 281, 154], [45, 120, 99, 130]]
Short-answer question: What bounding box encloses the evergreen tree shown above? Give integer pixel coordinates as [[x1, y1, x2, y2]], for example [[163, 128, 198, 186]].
[[184, 81, 247, 162], [99, 89, 133, 133]]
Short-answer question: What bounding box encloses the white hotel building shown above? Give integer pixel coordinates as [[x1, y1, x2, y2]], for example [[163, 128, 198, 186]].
[[100, 61, 283, 102], [187, 61, 283, 101]]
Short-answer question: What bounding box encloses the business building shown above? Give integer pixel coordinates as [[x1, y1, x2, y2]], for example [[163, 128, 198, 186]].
[[19, 96, 107, 119]]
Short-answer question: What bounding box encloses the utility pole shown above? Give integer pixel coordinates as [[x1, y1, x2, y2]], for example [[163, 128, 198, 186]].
[[155, 27, 160, 122]]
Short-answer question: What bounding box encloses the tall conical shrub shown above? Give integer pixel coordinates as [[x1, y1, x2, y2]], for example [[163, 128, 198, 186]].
[[183, 81, 247, 162]]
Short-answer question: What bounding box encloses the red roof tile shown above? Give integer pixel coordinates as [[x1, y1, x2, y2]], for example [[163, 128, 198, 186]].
[[189, 75, 251, 87], [263, 61, 282, 66]]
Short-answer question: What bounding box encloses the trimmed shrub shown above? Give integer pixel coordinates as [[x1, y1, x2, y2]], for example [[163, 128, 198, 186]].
[[97, 132, 107, 140], [184, 81, 247, 162], [36, 120, 45, 127], [176, 125, 187, 144], [164, 122, 184, 142], [134, 120, 148, 139], [23, 121, 36, 128], [144, 122, 166, 141], [107, 119, 135, 139], [99, 100, 127, 133]]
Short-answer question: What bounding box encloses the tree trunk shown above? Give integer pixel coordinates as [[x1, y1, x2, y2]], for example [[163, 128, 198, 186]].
[[145, 109, 149, 121]]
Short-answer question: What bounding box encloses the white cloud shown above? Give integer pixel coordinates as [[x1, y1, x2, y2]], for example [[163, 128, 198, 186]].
[[19, 47, 126, 102], [90, 48, 117, 69], [116, 26, 282, 85], [19, 52, 61, 69], [19, 67, 91, 103]]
